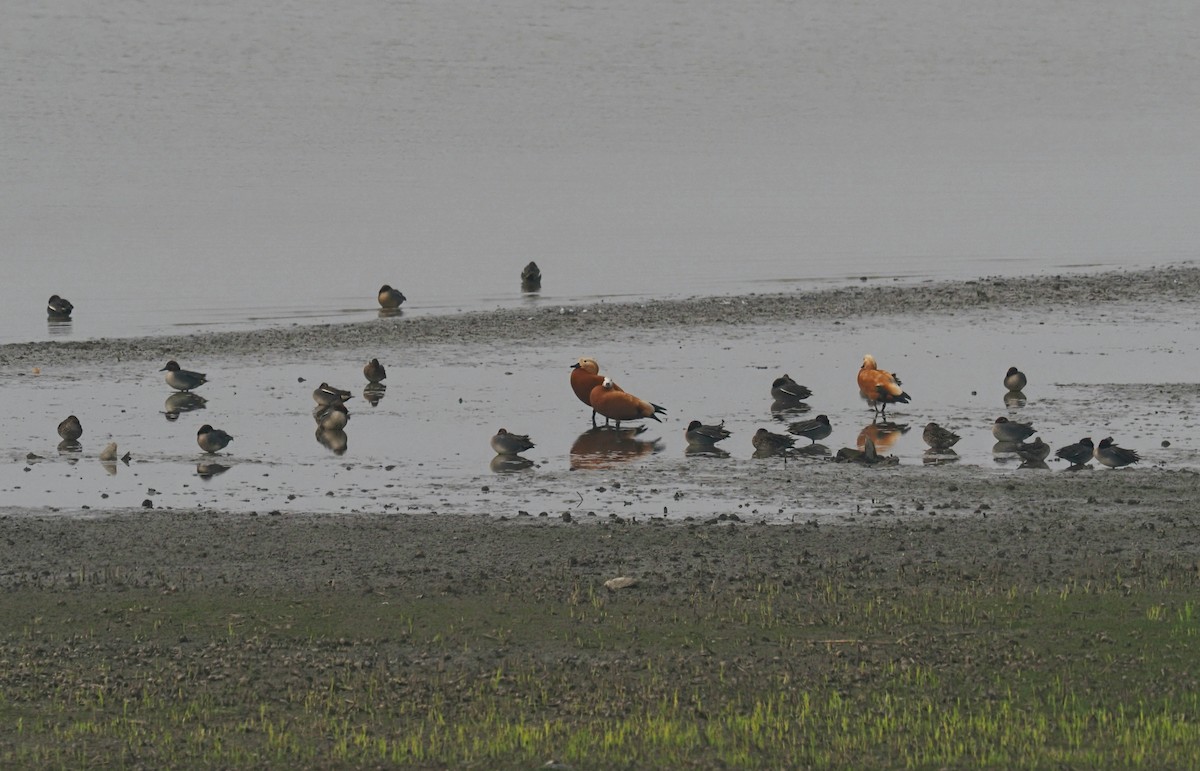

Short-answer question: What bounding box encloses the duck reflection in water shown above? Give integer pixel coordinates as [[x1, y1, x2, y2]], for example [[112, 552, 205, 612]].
[[923, 448, 959, 465], [792, 442, 830, 458], [47, 317, 73, 336], [1003, 390, 1027, 408], [316, 428, 348, 455], [770, 399, 811, 420], [570, 426, 662, 469], [685, 444, 730, 459], [364, 383, 386, 406], [164, 392, 207, 419], [197, 462, 231, 479], [992, 442, 1022, 464], [314, 402, 349, 432], [857, 421, 909, 453], [491, 454, 535, 473]]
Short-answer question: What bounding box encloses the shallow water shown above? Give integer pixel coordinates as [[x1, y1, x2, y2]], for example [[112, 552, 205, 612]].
[[4, 0, 1200, 344], [4, 295, 1197, 521]]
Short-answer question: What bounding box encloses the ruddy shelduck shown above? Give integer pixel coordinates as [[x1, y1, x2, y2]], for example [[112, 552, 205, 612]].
[[570, 357, 604, 406], [571, 357, 622, 425], [857, 354, 910, 417], [589, 377, 665, 428]]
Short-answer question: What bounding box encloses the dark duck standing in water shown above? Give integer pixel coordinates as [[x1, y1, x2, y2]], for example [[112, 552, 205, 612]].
[[47, 295, 74, 319], [520, 261, 542, 291]]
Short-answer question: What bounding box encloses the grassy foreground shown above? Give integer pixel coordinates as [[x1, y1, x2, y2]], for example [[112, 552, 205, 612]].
[[1, 554, 1198, 768]]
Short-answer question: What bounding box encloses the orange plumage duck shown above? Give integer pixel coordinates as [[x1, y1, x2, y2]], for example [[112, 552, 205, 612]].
[[589, 377, 666, 428], [571, 357, 623, 425], [570, 358, 603, 405], [857, 354, 910, 418]]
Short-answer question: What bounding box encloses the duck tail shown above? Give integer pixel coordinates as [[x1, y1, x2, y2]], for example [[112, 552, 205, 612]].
[[875, 384, 910, 404], [652, 403, 667, 416]]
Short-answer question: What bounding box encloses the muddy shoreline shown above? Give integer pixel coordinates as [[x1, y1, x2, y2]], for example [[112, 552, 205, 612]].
[[3, 457, 1197, 605], [2, 464, 1198, 594]]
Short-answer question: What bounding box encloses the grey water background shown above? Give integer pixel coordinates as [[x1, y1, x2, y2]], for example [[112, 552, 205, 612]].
[[4, 0, 1199, 344]]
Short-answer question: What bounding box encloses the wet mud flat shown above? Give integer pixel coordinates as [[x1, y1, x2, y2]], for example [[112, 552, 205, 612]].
[[2, 465, 1200, 767], [3, 262, 1198, 516]]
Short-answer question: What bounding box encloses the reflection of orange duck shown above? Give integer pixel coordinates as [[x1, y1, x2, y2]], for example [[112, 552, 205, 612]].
[[569, 427, 662, 469], [589, 378, 666, 428], [570, 357, 619, 425], [857, 354, 910, 417], [857, 421, 909, 453]]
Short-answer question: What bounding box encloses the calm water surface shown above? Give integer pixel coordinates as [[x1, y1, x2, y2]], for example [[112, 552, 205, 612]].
[[3, 0, 1199, 344]]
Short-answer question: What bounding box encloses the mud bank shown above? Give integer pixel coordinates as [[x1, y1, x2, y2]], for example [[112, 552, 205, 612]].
[[3, 463, 1198, 592]]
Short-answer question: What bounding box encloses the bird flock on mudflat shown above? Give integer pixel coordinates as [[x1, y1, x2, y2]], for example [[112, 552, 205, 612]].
[[42, 271, 1142, 474], [484, 354, 1141, 472], [42, 284, 412, 467]]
